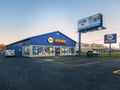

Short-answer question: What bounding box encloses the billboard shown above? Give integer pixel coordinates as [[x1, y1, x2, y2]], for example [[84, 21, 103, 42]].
[[104, 33, 117, 44], [78, 13, 103, 32]]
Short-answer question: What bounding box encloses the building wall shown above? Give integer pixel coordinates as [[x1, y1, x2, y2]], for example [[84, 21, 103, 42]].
[[6, 31, 76, 57], [29, 32, 76, 57], [30, 32, 76, 47], [6, 39, 31, 56]]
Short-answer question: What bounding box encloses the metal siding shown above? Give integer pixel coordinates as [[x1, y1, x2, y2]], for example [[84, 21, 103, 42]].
[[6, 45, 22, 56], [22, 40, 31, 46], [14, 46, 22, 56], [6, 31, 76, 57], [31, 32, 76, 47], [6, 40, 31, 56]]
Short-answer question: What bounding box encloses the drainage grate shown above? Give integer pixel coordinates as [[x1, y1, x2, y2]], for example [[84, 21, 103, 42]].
[[113, 70, 120, 74]]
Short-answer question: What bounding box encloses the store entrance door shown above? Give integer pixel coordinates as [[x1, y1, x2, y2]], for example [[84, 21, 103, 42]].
[[55, 47, 60, 56]]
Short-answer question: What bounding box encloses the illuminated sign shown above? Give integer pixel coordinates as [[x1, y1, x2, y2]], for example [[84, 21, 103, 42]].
[[54, 39, 66, 44], [104, 33, 117, 43], [48, 37, 54, 44], [48, 37, 66, 44], [78, 13, 102, 32]]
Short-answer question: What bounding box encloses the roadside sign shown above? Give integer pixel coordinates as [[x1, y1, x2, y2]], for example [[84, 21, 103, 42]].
[[104, 33, 117, 44], [78, 13, 103, 32]]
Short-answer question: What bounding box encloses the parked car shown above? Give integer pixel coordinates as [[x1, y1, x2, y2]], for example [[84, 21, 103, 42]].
[[4, 50, 15, 57], [86, 50, 99, 57]]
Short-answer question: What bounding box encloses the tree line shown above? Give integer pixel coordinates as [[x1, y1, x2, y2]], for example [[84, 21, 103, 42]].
[[0, 44, 6, 50]]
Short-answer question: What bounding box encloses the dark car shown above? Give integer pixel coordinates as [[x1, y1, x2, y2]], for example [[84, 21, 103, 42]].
[[86, 50, 99, 57]]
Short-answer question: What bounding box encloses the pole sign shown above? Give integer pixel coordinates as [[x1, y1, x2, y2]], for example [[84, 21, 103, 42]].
[[104, 33, 117, 44], [77, 13, 105, 56]]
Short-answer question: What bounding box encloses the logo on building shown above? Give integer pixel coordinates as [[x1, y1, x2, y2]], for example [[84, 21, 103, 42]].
[[48, 37, 54, 44], [54, 39, 66, 44], [48, 37, 66, 44]]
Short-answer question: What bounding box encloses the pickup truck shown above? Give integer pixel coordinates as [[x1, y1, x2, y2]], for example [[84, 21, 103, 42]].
[[86, 50, 99, 57]]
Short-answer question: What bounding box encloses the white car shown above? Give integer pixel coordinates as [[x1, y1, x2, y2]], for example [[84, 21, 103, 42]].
[[4, 50, 15, 57]]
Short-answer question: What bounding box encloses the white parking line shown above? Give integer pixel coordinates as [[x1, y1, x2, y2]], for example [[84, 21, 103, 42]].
[[31, 58, 55, 62], [53, 61, 100, 67], [31, 57, 100, 67]]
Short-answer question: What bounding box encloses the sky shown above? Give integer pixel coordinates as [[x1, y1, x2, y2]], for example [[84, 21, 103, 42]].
[[0, 0, 120, 48]]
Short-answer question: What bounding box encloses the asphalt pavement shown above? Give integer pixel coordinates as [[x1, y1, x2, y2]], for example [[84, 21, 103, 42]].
[[0, 53, 120, 90]]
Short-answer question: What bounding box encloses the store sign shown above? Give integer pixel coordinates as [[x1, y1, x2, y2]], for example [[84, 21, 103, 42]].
[[48, 37, 54, 44], [54, 39, 66, 44], [48, 37, 66, 44], [104, 33, 117, 43]]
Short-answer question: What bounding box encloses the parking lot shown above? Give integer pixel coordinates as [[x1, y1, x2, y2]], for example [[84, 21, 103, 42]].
[[0, 53, 120, 90]]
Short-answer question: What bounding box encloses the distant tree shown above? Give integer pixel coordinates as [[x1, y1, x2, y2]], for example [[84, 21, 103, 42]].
[[0, 44, 6, 50]]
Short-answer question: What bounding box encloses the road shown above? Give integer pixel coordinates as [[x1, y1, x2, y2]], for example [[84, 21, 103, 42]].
[[0, 53, 120, 90]]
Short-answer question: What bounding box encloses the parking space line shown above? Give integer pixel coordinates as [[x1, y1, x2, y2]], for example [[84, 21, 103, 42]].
[[31, 58, 54, 61], [53, 61, 100, 67], [31, 58, 100, 67], [69, 62, 100, 67], [61, 60, 84, 62]]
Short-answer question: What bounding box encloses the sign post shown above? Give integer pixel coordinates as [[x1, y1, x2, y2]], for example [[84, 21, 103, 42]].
[[78, 31, 81, 56], [109, 43, 111, 57]]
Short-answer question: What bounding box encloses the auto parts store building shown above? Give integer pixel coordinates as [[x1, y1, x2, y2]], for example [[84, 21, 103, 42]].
[[6, 31, 76, 57]]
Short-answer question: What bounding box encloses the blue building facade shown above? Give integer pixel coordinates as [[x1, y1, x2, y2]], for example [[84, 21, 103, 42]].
[[6, 31, 76, 57]]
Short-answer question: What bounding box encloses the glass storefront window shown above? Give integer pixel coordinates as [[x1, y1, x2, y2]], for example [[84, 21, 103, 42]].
[[48, 47, 54, 55], [32, 46, 75, 56], [42, 46, 54, 55], [32, 46, 54, 55], [61, 47, 75, 55], [23, 46, 30, 55], [61, 47, 65, 55], [61, 47, 69, 55], [33, 46, 39, 55], [65, 47, 68, 54], [69, 47, 75, 54], [38, 47, 44, 55]]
